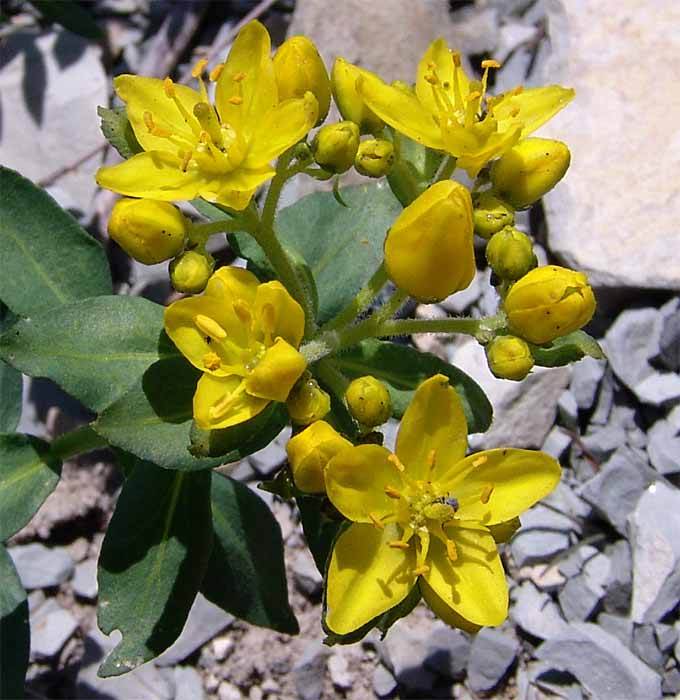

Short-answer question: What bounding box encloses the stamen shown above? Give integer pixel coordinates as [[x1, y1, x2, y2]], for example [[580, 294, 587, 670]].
[[388, 540, 410, 549], [369, 512, 385, 530], [180, 149, 193, 172], [203, 351, 222, 371], [413, 565, 430, 576], [232, 299, 252, 326], [209, 63, 225, 82], [471, 454, 488, 469], [193, 102, 223, 145], [163, 77, 176, 98], [481, 59, 501, 69], [387, 454, 405, 472], [384, 484, 401, 499], [466, 90, 482, 102], [209, 381, 247, 420], [451, 51, 461, 67], [228, 95, 244, 105], [446, 539, 458, 562], [233, 71, 247, 82], [194, 314, 227, 341], [426, 449, 437, 472], [258, 303, 276, 344], [191, 58, 208, 78], [480, 484, 494, 504], [143, 111, 155, 132]]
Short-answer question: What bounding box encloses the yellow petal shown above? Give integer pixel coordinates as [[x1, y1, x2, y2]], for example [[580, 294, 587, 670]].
[[164, 295, 248, 373], [253, 281, 305, 348], [415, 38, 470, 115], [325, 444, 401, 524], [115, 74, 201, 152], [96, 151, 213, 201], [419, 579, 481, 633], [358, 72, 444, 149], [423, 529, 507, 627], [493, 86, 575, 139], [215, 20, 276, 139], [205, 266, 259, 306], [193, 372, 269, 429], [445, 448, 561, 525], [395, 374, 467, 482], [244, 94, 318, 169], [245, 338, 306, 402], [325, 523, 416, 636]]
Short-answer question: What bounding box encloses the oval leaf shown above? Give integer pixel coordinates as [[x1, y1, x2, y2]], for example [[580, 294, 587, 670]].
[[97, 462, 213, 676], [201, 473, 298, 634], [0, 302, 22, 433], [0, 433, 61, 541], [0, 167, 111, 317], [0, 296, 174, 413]]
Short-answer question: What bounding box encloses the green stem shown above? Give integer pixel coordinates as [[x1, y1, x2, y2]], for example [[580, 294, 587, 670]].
[[314, 357, 350, 397], [187, 219, 247, 246], [51, 425, 108, 460], [321, 263, 389, 332], [261, 148, 296, 234], [434, 155, 457, 182]]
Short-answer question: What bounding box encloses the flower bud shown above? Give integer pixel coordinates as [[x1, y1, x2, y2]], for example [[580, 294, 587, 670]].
[[472, 190, 515, 240], [273, 35, 331, 125], [331, 58, 384, 134], [345, 376, 392, 427], [486, 335, 534, 381], [287, 373, 331, 425], [170, 250, 214, 294], [491, 138, 571, 209], [108, 198, 187, 264], [504, 265, 596, 345], [384, 180, 474, 302], [354, 138, 395, 178], [286, 421, 353, 493], [485, 227, 537, 282], [312, 121, 360, 173]]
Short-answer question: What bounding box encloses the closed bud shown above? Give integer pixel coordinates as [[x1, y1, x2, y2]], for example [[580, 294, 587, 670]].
[[331, 57, 384, 134], [108, 198, 187, 264], [345, 376, 392, 427], [286, 421, 353, 493], [384, 180, 474, 302], [354, 138, 395, 177], [486, 335, 534, 381], [491, 138, 571, 209], [472, 190, 515, 239], [287, 373, 331, 425], [273, 35, 331, 125], [504, 265, 596, 345], [486, 227, 537, 281], [170, 250, 214, 294], [312, 121, 360, 173]]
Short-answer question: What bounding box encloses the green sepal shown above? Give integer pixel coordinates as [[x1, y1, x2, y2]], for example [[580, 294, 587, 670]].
[[200, 473, 298, 634], [529, 330, 606, 367], [329, 339, 492, 433], [189, 403, 288, 460], [97, 106, 143, 160], [387, 130, 443, 206]]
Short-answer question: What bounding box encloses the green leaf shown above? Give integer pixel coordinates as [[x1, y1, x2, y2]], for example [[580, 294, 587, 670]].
[[189, 403, 288, 460], [201, 473, 298, 634], [30, 0, 102, 39], [331, 339, 492, 434], [530, 330, 606, 367], [0, 303, 22, 432], [230, 183, 403, 324], [97, 462, 213, 676], [0, 433, 61, 541], [0, 296, 175, 413], [97, 106, 143, 160], [0, 545, 30, 700], [0, 167, 112, 317]]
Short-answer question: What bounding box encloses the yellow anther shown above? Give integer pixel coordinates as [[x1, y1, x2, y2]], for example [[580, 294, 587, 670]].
[[446, 539, 458, 562], [143, 111, 155, 132], [467, 90, 482, 102], [233, 71, 247, 82], [451, 51, 461, 67], [228, 95, 244, 105], [481, 59, 502, 69], [163, 76, 176, 98], [199, 130, 211, 144], [180, 149, 193, 172], [203, 351, 222, 371], [472, 454, 488, 469], [191, 58, 208, 78], [384, 485, 401, 499], [232, 299, 252, 326], [510, 86, 524, 96], [510, 107, 521, 118], [424, 73, 438, 85], [413, 565, 430, 576], [208, 381, 247, 421], [194, 314, 227, 341], [369, 512, 385, 530], [480, 483, 494, 504], [388, 540, 411, 550], [426, 449, 437, 471], [209, 63, 225, 82], [387, 454, 405, 472]]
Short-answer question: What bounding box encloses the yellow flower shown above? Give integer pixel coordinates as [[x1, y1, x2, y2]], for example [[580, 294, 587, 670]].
[[355, 38, 574, 177], [323, 374, 560, 635], [164, 267, 306, 430], [96, 21, 318, 210]]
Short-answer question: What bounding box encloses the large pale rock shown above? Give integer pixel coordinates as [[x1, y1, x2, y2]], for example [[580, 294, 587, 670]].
[[0, 30, 107, 214], [541, 0, 680, 289]]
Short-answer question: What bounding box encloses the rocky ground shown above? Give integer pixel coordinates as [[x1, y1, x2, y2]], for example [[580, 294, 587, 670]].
[[1, 1, 679, 699]]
